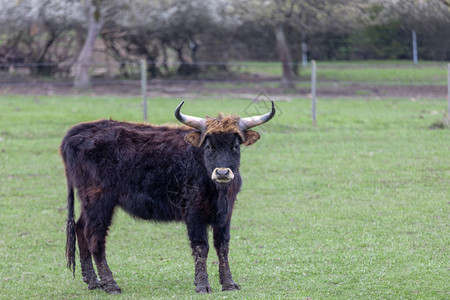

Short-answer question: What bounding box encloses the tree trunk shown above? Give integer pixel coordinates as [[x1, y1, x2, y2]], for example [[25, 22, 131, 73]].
[[161, 43, 169, 75], [74, 1, 103, 90], [275, 24, 295, 88]]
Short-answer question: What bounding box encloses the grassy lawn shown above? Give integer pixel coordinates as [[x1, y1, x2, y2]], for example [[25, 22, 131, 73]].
[[236, 60, 448, 85], [0, 95, 448, 299]]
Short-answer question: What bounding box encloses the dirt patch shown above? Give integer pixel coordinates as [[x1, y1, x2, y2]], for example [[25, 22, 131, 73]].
[[0, 80, 447, 99]]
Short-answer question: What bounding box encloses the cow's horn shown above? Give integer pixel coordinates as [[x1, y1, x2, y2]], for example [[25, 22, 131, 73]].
[[239, 101, 276, 131], [175, 101, 205, 131]]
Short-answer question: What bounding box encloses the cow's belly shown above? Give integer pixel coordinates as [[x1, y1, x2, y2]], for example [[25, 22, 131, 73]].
[[118, 191, 185, 222]]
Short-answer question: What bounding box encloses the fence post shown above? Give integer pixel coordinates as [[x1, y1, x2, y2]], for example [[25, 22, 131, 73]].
[[311, 60, 317, 126], [302, 42, 308, 67], [412, 29, 418, 65], [141, 59, 148, 122], [448, 64, 450, 116]]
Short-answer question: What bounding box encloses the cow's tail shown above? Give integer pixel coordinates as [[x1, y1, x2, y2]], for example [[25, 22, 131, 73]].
[[65, 179, 76, 278]]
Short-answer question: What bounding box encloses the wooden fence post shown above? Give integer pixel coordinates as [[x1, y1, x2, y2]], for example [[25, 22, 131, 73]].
[[311, 60, 317, 126], [141, 59, 148, 122]]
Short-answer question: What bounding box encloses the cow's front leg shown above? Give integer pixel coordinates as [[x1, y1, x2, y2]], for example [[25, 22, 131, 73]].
[[213, 222, 240, 291], [187, 219, 211, 293]]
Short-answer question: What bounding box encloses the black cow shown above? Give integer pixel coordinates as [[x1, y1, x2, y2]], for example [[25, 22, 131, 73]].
[[61, 101, 275, 294]]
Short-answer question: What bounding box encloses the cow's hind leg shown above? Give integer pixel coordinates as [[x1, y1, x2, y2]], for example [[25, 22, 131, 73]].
[[76, 212, 100, 290], [84, 198, 121, 294]]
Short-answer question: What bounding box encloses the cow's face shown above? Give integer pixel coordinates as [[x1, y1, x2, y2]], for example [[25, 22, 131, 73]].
[[175, 101, 275, 185], [185, 129, 261, 184], [203, 133, 241, 184]]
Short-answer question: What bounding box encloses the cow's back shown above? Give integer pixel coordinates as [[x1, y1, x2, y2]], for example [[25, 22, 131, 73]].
[[61, 119, 192, 166], [60, 119, 205, 221]]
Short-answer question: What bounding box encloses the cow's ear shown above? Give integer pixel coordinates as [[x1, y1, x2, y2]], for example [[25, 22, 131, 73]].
[[242, 130, 260, 146], [185, 131, 202, 147]]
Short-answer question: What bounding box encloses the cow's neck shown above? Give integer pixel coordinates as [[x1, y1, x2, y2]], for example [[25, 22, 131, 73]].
[[214, 185, 237, 226]]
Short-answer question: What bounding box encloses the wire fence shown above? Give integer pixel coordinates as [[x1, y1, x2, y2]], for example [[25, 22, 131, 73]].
[[0, 61, 449, 99]]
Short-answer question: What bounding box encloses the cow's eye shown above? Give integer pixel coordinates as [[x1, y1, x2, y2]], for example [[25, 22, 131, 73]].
[[206, 143, 215, 151]]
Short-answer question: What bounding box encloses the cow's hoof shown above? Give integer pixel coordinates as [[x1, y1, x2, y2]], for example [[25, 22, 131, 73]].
[[222, 281, 240, 291], [87, 279, 101, 290], [104, 285, 122, 294], [195, 284, 212, 294], [83, 273, 101, 290], [101, 281, 122, 294]]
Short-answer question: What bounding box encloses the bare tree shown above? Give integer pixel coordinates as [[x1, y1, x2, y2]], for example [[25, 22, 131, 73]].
[[0, 0, 82, 75], [368, 0, 450, 25], [274, 23, 296, 87], [73, 0, 103, 89], [102, 0, 233, 77], [232, 0, 369, 88], [73, 0, 129, 89]]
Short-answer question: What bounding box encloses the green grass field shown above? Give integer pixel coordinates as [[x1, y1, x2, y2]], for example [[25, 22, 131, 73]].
[[0, 95, 448, 299], [236, 60, 448, 85]]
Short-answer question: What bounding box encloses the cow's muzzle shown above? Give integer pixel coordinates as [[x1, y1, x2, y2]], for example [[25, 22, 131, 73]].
[[211, 168, 234, 183]]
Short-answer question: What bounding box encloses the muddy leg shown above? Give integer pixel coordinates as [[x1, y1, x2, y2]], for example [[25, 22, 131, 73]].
[[93, 257, 121, 294], [76, 213, 100, 290], [85, 203, 121, 294], [192, 245, 211, 293], [213, 223, 239, 291], [187, 219, 211, 293]]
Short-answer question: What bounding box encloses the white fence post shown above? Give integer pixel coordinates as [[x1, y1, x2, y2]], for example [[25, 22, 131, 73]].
[[141, 59, 148, 122], [302, 42, 308, 67], [447, 63, 450, 116], [311, 60, 317, 126], [412, 29, 418, 65]]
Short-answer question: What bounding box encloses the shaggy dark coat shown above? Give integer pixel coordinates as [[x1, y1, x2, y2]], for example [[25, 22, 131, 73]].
[[61, 118, 257, 294]]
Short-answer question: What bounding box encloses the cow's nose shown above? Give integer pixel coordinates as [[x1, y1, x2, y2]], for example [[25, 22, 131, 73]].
[[215, 168, 229, 177], [211, 168, 234, 183]]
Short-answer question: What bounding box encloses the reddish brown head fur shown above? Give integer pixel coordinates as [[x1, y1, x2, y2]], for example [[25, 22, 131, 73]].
[[184, 114, 261, 147]]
